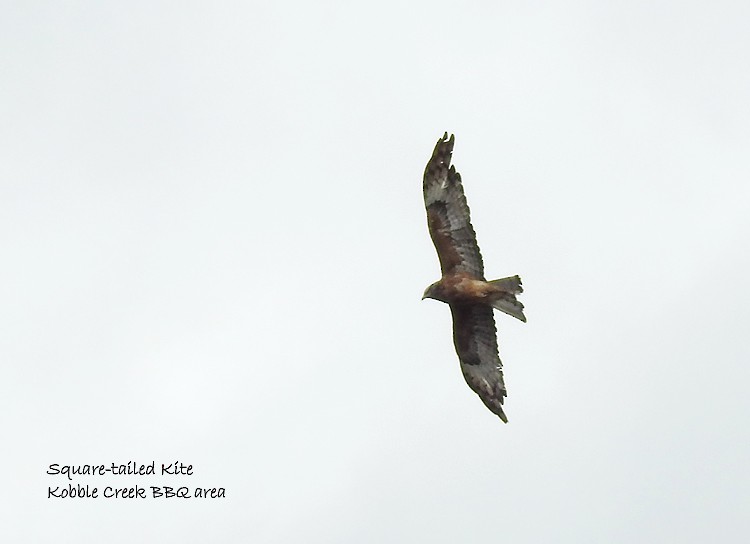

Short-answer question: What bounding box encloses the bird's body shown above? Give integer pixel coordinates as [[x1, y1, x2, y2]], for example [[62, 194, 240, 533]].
[[422, 133, 525, 422]]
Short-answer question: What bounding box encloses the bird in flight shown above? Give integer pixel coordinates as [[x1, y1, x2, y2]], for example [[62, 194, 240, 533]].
[[422, 133, 525, 422]]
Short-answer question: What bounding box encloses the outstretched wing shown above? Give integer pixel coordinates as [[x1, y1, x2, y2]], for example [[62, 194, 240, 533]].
[[423, 133, 484, 279], [450, 302, 508, 422]]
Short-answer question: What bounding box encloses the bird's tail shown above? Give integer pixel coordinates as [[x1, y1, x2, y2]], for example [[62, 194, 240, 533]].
[[488, 275, 526, 322]]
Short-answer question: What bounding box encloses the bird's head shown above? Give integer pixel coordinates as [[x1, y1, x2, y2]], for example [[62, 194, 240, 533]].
[[422, 281, 441, 301]]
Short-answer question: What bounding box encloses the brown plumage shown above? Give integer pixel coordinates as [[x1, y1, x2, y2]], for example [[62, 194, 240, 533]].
[[422, 133, 525, 422]]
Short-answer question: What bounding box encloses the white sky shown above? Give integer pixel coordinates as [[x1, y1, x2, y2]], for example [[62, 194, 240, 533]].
[[2, 1, 749, 542]]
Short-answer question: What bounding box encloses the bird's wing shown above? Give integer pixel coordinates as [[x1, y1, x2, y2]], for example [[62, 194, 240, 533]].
[[423, 133, 484, 279], [450, 302, 508, 422]]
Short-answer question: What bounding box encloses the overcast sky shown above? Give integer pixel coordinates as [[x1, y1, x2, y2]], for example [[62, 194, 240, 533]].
[[3, 1, 749, 542]]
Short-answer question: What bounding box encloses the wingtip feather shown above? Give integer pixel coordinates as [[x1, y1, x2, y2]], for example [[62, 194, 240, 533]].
[[483, 399, 509, 423]]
